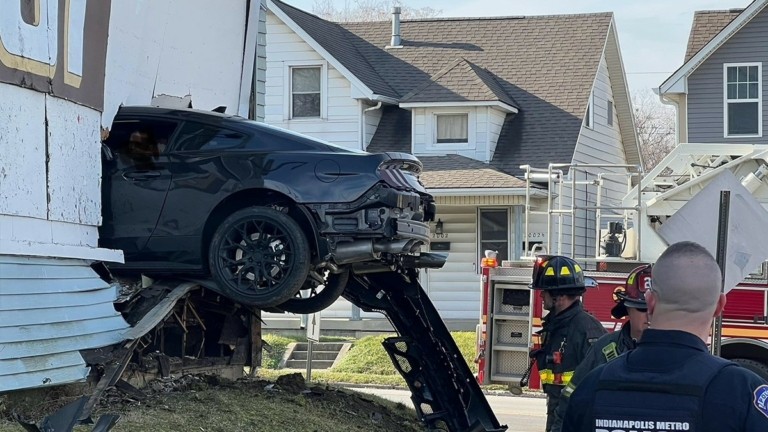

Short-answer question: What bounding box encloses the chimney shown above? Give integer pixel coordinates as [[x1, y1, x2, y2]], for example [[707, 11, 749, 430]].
[[390, 6, 402, 47]]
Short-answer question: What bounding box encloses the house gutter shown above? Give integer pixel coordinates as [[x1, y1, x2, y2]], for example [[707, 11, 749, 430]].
[[427, 187, 548, 197]]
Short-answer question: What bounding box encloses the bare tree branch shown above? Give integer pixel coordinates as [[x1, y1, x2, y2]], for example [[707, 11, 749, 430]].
[[312, 0, 442, 22], [633, 89, 676, 171]]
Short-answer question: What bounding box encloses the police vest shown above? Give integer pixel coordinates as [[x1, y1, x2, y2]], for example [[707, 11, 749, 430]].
[[588, 351, 735, 432]]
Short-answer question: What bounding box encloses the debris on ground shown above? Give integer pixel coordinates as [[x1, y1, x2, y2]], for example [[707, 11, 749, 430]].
[[0, 373, 424, 432]]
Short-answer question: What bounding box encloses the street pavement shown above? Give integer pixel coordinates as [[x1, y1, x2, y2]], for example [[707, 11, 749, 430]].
[[344, 386, 547, 431]]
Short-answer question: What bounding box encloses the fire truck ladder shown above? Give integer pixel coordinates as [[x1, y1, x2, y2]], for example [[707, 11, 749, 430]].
[[519, 163, 644, 261], [343, 268, 507, 432]]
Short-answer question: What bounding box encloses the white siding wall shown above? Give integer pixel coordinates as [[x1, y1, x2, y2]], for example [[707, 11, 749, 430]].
[[265, 12, 361, 150], [103, 0, 248, 125], [425, 205, 480, 319], [364, 103, 383, 148], [560, 53, 629, 259], [412, 107, 489, 162], [487, 107, 507, 162]]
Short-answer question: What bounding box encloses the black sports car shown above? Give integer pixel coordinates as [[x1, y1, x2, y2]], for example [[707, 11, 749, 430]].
[[99, 106, 438, 313]]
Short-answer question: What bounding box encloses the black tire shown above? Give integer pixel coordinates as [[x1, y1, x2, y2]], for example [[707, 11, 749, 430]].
[[276, 267, 351, 314], [208, 206, 310, 308], [732, 358, 768, 381]]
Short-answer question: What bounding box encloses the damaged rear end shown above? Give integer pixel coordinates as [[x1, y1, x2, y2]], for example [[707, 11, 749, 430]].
[[309, 152, 439, 270]]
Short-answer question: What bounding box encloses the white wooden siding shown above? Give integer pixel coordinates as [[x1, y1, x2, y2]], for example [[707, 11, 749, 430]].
[[425, 205, 480, 319], [487, 107, 507, 162], [564, 52, 630, 259], [364, 103, 383, 148], [265, 12, 361, 150], [0, 256, 130, 392], [412, 106, 490, 162]]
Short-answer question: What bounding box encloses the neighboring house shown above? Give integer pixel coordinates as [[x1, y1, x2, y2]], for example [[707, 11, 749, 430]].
[[659, 1, 768, 145], [263, 0, 640, 329]]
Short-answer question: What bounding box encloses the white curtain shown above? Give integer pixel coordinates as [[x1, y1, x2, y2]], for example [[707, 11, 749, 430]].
[[436, 114, 468, 142]]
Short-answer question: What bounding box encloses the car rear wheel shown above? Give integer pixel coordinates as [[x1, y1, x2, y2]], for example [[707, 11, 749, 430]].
[[209, 206, 310, 308], [276, 267, 351, 315]]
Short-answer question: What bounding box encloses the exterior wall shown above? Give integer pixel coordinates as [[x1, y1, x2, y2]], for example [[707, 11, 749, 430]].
[[565, 53, 630, 259], [487, 107, 507, 162], [0, 256, 129, 392], [103, 0, 248, 125], [363, 103, 384, 148], [265, 12, 361, 150], [687, 6, 768, 143], [412, 106, 508, 163]]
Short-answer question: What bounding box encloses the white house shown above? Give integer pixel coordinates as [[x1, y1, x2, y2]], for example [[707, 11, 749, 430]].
[[266, 0, 641, 330]]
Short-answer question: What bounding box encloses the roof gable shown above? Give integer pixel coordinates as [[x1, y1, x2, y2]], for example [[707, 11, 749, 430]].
[[400, 58, 519, 108], [684, 9, 743, 62], [660, 0, 768, 94]]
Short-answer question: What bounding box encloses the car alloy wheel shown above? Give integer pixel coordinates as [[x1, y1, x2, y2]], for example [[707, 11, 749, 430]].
[[209, 207, 310, 308], [274, 267, 351, 315]]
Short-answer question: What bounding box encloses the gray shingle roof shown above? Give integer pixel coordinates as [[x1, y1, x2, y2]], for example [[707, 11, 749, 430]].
[[401, 58, 518, 107], [685, 9, 743, 62], [272, 0, 614, 183], [419, 155, 527, 189]]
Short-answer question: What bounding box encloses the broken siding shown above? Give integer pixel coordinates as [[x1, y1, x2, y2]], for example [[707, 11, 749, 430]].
[[0, 256, 130, 392], [687, 6, 768, 143], [102, 0, 248, 125], [565, 52, 629, 259], [265, 12, 361, 150]]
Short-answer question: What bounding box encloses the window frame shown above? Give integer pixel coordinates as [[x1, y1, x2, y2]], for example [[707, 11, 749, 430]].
[[284, 61, 328, 120], [477, 207, 511, 271], [426, 108, 476, 151], [723, 62, 762, 138], [435, 113, 470, 144]]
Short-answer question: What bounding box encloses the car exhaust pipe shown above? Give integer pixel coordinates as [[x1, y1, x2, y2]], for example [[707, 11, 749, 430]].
[[333, 239, 416, 265]]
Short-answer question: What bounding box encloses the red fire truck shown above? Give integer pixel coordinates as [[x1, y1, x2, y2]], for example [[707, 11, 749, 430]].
[[475, 144, 768, 393]]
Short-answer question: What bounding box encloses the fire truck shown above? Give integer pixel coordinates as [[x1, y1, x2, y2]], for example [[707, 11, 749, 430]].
[[475, 143, 768, 394]]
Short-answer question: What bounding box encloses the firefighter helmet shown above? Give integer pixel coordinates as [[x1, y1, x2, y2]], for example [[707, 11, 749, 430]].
[[529, 255, 597, 293], [611, 264, 652, 319]]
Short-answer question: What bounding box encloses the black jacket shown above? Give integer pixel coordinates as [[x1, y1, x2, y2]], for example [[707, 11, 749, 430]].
[[534, 300, 606, 397], [563, 329, 768, 432], [550, 322, 638, 432]]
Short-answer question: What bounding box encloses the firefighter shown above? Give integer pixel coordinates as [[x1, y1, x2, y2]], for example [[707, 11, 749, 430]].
[[562, 241, 768, 431], [527, 255, 607, 432], [549, 264, 652, 432]]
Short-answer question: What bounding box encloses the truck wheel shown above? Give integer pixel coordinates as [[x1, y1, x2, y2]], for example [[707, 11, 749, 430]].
[[276, 268, 350, 314], [209, 206, 310, 308], [732, 358, 768, 381]]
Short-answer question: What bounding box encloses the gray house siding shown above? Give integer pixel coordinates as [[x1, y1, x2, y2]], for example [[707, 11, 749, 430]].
[[688, 6, 768, 143]]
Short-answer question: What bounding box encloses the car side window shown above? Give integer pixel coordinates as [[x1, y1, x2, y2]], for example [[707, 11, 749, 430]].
[[104, 118, 179, 169], [174, 122, 246, 152], [243, 130, 313, 151]]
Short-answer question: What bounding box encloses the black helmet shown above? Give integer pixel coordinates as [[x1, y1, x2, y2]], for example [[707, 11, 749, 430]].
[[529, 255, 598, 293], [611, 264, 652, 319]]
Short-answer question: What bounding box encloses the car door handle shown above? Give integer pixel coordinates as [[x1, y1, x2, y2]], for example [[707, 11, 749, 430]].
[[123, 171, 161, 180]]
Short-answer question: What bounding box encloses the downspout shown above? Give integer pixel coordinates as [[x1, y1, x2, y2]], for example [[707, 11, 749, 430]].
[[361, 101, 382, 151], [654, 88, 680, 146]]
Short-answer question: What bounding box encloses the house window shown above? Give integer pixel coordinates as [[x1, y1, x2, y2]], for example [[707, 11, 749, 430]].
[[436, 114, 469, 143], [291, 66, 321, 118], [724, 63, 761, 137], [607, 100, 614, 126], [479, 208, 509, 264], [584, 92, 594, 129]]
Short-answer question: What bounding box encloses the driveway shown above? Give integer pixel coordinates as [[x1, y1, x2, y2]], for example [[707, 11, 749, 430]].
[[344, 386, 546, 431]]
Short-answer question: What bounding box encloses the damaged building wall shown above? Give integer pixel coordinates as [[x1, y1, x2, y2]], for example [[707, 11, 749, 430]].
[[102, 0, 250, 126], [0, 0, 130, 393]]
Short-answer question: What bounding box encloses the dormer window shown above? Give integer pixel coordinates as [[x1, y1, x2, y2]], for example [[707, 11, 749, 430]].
[[436, 114, 469, 144]]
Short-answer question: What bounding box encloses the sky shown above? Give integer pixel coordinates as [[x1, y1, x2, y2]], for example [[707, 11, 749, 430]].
[[285, 0, 754, 99]]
